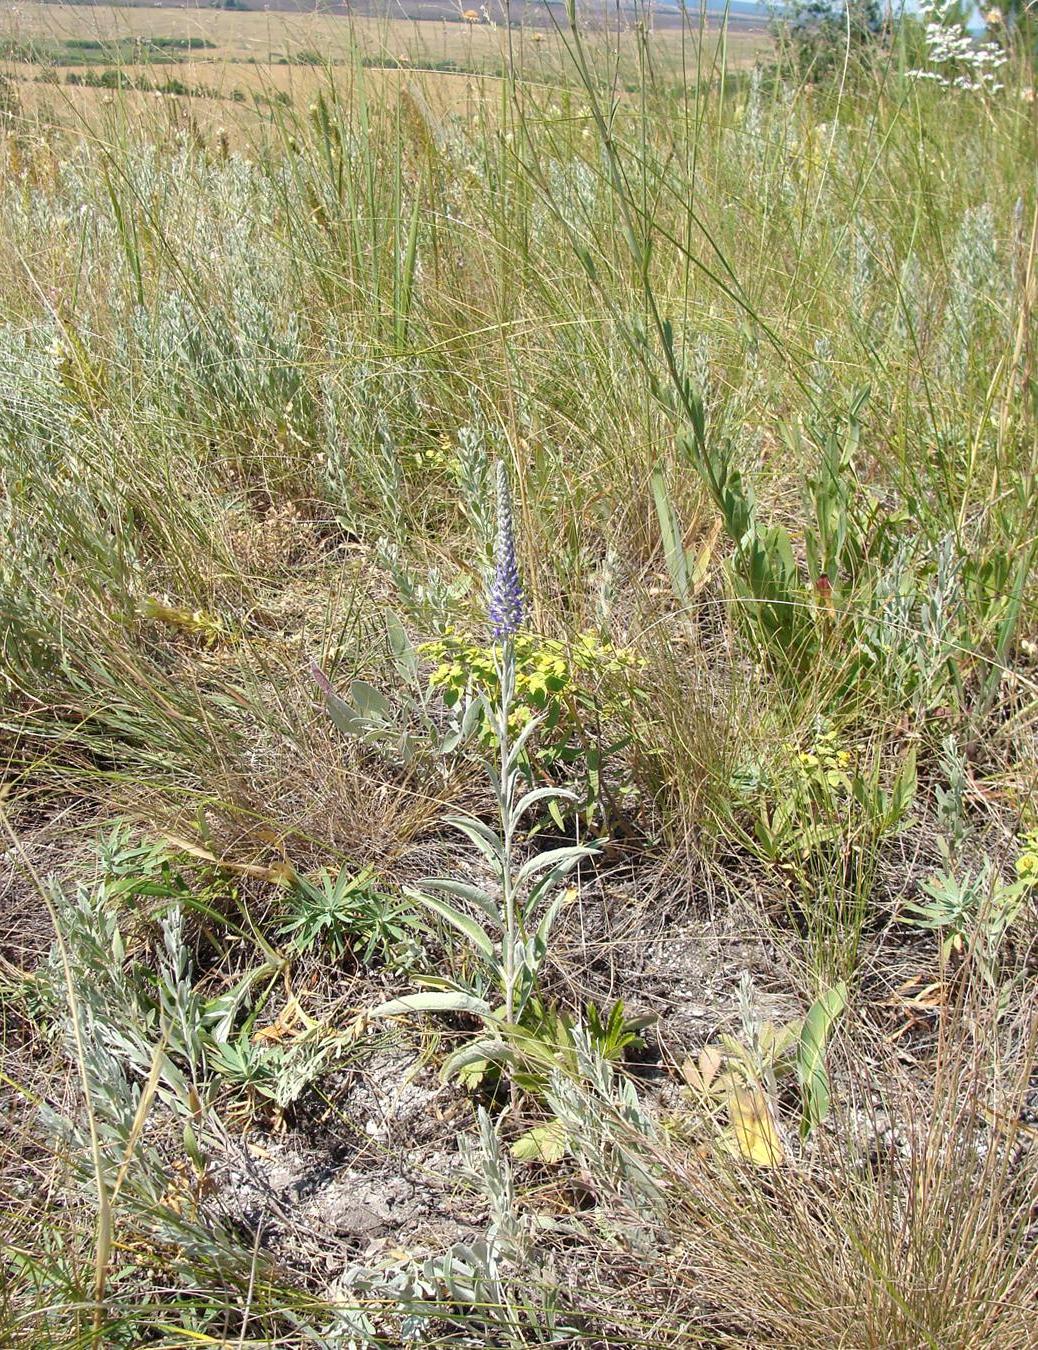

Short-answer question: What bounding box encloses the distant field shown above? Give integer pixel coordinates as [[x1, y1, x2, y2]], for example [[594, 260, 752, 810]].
[[26, 0, 772, 31], [0, 1, 771, 128]]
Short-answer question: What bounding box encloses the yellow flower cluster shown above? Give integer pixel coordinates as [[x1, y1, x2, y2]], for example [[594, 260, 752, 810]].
[[1014, 830, 1038, 884], [419, 630, 643, 740], [407, 433, 455, 471], [785, 725, 858, 793]]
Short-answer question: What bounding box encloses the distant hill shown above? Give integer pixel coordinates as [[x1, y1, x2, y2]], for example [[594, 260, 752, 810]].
[[41, 0, 771, 30]]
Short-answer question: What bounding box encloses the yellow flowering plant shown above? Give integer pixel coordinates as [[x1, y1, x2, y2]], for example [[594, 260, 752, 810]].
[[733, 722, 916, 864], [1014, 830, 1038, 884], [419, 629, 645, 827]]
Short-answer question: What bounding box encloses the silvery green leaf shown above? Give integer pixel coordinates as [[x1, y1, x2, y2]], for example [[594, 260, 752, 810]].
[[535, 886, 571, 948], [526, 845, 599, 909], [445, 814, 506, 868], [506, 713, 546, 775], [461, 695, 486, 739], [797, 981, 846, 1136], [441, 1038, 515, 1082], [349, 679, 392, 723], [484, 701, 507, 741], [322, 691, 366, 736], [515, 934, 543, 977], [386, 611, 418, 682], [203, 963, 276, 1043], [510, 786, 578, 832], [408, 891, 496, 961], [370, 991, 491, 1017], [517, 844, 595, 888], [415, 878, 500, 923]]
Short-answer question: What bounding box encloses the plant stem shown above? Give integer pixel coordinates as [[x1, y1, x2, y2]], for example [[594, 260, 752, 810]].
[[498, 637, 518, 1034], [495, 637, 523, 1116]]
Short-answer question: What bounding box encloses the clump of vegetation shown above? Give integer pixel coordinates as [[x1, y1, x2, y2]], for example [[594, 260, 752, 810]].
[[767, 0, 887, 78], [1, 34, 217, 67], [419, 628, 645, 824], [63, 68, 248, 102], [1, 2, 1036, 1346]]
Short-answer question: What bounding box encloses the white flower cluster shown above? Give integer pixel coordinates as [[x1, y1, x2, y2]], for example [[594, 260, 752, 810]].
[[908, 0, 1007, 92]]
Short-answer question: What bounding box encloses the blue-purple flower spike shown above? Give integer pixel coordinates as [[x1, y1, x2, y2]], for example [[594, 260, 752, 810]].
[[488, 460, 524, 640]]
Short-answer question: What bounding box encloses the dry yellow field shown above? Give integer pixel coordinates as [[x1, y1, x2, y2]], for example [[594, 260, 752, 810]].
[[2, 1, 770, 60], [5, 2, 542, 64], [1, 2, 770, 131]]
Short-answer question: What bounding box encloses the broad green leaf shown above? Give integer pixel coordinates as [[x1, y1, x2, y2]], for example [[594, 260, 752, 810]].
[[349, 679, 391, 722], [323, 692, 365, 737], [441, 1037, 514, 1083], [511, 1120, 566, 1164], [460, 695, 485, 740], [652, 466, 691, 605], [386, 612, 418, 682], [438, 729, 462, 755], [796, 981, 847, 1136]]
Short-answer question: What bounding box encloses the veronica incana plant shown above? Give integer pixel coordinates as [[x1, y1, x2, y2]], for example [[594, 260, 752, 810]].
[[373, 461, 598, 1082]]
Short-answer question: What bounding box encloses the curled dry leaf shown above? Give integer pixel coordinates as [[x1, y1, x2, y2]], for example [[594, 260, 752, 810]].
[[681, 1043, 724, 1095]]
